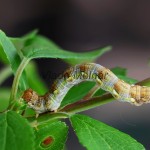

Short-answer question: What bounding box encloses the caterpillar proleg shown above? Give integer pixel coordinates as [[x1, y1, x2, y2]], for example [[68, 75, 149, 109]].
[[22, 63, 150, 114]]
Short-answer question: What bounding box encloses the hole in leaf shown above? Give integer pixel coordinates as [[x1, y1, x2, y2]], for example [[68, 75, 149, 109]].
[[41, 136, 54, 148]]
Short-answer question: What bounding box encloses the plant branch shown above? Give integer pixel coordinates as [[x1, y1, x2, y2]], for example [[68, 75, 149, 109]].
[[135, 77, 150, 86], [83, 84, 100, 100], [10, 57, 30, 104], [27, 112, 69, 126], [60, 93, 114, 114]]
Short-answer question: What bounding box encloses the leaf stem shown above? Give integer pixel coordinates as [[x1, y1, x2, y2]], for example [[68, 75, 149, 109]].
[[135, 77, 150, 86], [0, 66, 12, 85], [83, 84, 100, 100], [27, 112, 69, 126], [10, 57, 30, 105], [60, 93, 114, 114]]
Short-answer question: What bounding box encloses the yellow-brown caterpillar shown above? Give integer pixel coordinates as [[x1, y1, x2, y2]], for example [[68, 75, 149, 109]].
[[22, 63, 150, 114]]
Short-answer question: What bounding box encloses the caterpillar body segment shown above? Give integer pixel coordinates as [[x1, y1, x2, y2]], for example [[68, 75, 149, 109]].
[[22, 63, 150, 114]]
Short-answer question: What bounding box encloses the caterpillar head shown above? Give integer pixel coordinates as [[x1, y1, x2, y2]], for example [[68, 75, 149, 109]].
[[22, 88, 38, 102], [22, 89, 47, 114], [22, 88, 39, 108]]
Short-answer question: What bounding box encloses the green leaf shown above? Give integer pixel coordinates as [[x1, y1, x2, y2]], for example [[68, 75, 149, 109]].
[[10, 29, 38, 54], [24, 35, 60, 49], [8, 30, 38, 63], [0, 29, 38, 67], [111, 67, 127, 76], [118, 75, 137, 84], [0, 30, 21, 69], [64, 47, 112, 65], [94, 89, 106, 97], [0, 66, 12, 85], [61, 82, 95, 108], [0, 88, 10, 112], [0, 30, 27, 90], [35, 121, 68, 150], [22, 35, 111, 65], [111, 67, 137, 84], [9, 37, 25, 59], [70, 114, 145, 150], [26, 61, 48, 95], [0, 111, 35, 150], [0, 44, 8, 64], [21, 29, 38, 47]]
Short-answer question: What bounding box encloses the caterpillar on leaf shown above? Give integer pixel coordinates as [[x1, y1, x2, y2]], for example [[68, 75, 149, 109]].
[[22, 63, 150, 114]]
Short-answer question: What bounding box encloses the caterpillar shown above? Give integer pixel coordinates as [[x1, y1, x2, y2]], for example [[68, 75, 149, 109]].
[[22, 63, 150, 114]]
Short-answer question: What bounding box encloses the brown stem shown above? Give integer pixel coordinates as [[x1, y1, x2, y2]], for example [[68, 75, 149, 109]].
[[135, 77, 150, 86], [60, 93, 114, 114], [83, 84, 100, 100]]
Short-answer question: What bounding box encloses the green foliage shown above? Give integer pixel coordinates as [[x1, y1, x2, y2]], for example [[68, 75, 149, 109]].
[[0, 30, 27, 90], [0, 66, 12, 85], [10, 29, 38, 58], [70, 114, 145, 150], [22, 35, 111, 65], [0, 111, 35, 150], [35, 121, 68, 150], [0, 29, 146, 149], [25, 61, 48, 95], [111, 67, 127, 76], [61, 81, 96, 108], [111, 67, 137, 84], [0, 88, 10, 112]]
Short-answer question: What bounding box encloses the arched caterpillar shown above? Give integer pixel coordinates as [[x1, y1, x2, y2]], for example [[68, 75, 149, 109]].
[[22, 63, 150, 114]]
